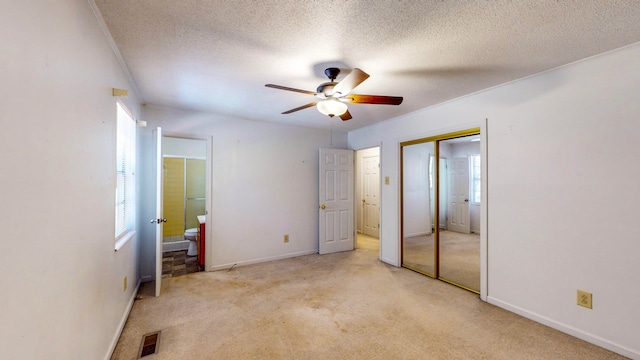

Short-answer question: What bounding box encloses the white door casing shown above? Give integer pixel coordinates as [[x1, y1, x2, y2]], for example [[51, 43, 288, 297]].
[[319, 148, 355, 254], [363, 154, 380, 238], [447, 157, 471, 234], [153, 128, 163, 297]]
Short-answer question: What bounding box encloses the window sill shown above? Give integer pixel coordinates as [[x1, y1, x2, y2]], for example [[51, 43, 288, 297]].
[[115, 230, 136, 252]]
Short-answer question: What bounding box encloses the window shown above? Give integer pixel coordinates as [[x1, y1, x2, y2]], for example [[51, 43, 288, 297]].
[[115, 102, 136, 240], [470, 154, 481, 204]]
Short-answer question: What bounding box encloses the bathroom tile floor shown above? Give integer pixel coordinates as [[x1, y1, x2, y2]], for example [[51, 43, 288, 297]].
[[162, 250, 201, 278]]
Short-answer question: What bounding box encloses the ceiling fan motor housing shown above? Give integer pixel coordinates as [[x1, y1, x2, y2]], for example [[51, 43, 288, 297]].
[[316, 82, 337, 97]]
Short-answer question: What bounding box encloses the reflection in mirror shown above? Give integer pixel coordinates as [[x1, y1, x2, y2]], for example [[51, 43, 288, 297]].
[[402, 142, 435, 276], [438, 135, 480, 291]]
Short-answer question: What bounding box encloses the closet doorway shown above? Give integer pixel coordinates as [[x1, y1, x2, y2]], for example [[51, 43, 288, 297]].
[[401, 129, 481, 293]]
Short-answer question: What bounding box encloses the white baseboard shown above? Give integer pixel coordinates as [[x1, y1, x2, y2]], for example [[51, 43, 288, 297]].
[[487, 297, 639, 359], [210, 249, 318, 271], [105, 279, 141, 360]]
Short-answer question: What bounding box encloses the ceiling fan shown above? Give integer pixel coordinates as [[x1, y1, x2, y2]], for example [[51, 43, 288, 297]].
[[265, 67, 403, 121]]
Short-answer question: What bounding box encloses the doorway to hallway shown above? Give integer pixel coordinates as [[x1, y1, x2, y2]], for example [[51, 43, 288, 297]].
[[356, 147, 380, 239]]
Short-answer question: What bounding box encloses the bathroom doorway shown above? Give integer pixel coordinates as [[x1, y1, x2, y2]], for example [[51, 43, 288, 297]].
[[161, 137, 207, 275]]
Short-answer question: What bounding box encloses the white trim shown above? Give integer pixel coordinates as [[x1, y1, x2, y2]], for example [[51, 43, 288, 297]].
[[205, 136, 213, 272], [114, 230, 135, 252], [378, 141, 384, 262], [480, 118, 488, 302], [104, 279, 141, 360], [487, 297, 639, 359], [210, 250, 317, 272]]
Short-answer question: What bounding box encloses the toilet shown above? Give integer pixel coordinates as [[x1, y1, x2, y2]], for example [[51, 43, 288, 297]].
[[185, 228, 198, 256]]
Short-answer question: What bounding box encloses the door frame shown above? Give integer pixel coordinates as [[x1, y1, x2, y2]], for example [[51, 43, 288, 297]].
[[356, 147, 381, 239], [352, 143, 383, 260], [154, 128, 163, 297], [158, 133, 213, 273]]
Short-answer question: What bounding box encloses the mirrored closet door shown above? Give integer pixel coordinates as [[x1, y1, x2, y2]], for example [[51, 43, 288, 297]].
[[401, 141, 436, 276], [401, 129, 481, 293]]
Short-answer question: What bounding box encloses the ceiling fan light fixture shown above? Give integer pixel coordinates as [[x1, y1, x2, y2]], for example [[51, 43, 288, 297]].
[[316, 99, 348, 117], [266, 67, 403, 120]]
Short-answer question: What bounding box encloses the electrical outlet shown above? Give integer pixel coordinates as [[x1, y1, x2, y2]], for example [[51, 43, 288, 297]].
[[123, 276, 128, 292], [577, 290, 592, 309], [284, 234, 289, 243]]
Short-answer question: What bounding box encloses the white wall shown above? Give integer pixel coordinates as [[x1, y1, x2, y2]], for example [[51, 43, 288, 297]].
[[163, 136, 207, 157], [348, 43, 640, 358], [138, 106, 347, 277], [0, 1, 141, 359], [449, 141, 480, 158]]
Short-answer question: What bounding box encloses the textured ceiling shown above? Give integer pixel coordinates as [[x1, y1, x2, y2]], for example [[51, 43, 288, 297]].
[[93, 0, 640, 131]]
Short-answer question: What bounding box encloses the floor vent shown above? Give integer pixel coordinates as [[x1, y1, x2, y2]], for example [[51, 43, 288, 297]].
[[138, 331, 161, 358]]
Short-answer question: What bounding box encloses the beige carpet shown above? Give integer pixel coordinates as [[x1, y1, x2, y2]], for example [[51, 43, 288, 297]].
[[111, 235, 625, 360]]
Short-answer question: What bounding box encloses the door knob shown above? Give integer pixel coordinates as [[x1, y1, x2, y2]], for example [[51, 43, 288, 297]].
[[320, 204, 326, 209], [150, 218, 167, 224]]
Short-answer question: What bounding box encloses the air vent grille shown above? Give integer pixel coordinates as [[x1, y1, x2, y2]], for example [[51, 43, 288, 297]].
[[138, 331, 161, 358]]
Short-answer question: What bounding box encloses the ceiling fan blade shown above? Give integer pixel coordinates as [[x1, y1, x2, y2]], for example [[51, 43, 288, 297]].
[[332, 68, 369, 96], [343, 94, 403, 105], [282, 102, 317, 114], [265, 84, 316, 96], [339, 110, 352, 121]]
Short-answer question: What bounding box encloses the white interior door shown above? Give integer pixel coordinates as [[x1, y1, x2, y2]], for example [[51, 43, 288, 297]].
[[152, 128, 164, 297], [319, 148, 354, 254], [363, 154, 380, 238], [447, 157, 470, 234]]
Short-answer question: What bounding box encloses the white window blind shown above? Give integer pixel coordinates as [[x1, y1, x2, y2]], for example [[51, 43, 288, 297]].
[[115, 102, 136, 239]]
